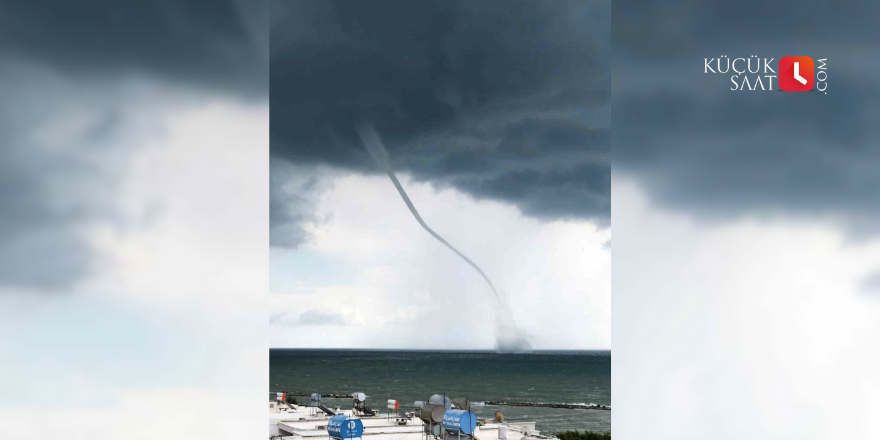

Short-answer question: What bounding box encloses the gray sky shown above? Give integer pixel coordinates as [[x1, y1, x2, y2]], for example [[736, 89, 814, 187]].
[[613, 0, 880, 235], [271, 168, 610, 349], [0, 0, 268, 292], [0, 2, 270, 438], [613, 0, 880, 437], [270, 0, 611, 350]]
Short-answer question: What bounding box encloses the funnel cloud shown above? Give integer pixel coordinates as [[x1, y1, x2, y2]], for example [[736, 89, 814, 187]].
[[494, 303, 534, 354], [358, 123, 537, 352], [357, 123, 501, 304], [270, 0, 610, 351]]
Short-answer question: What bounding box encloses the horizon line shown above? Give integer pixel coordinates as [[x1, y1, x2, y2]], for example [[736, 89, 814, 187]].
[[269, 347, 611, 352]]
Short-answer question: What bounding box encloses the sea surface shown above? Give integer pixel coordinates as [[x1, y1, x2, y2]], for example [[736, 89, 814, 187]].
[[270, 349, 610, 434]]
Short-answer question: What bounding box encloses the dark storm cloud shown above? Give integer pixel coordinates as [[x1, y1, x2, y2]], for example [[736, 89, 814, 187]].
[[454, 162, 610, 224], [614, 0, 880, 233], [0, 0, 268, 96], [0, 78, 119, 291], [270, 0, 610, 248], [270, 161, 338, 249], [0, 143, 94, 290], [270, 195, 311, 250], [270, 161, 311, 248], [0, 1, 268, 291]]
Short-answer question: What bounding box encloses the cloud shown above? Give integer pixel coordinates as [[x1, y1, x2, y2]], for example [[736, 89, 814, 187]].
[[0, 68, 135, 291], [613, 0, 880, 234], [612, 176, 880, 439], [270, 161, 340, 249], [861, 271, 880, 296], [270, 309, 348, 327], [270, 173, 611, 349], [270, 0, 610, 246], [454, 162, 610, 225], [0, 0, 268, 97], [0, 4, 271, 438], [0, 1, 269, 291], [0, 96, 270, 437]]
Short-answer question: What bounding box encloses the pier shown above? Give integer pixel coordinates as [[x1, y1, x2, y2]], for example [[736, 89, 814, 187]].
[[484, 401, 609, 411]]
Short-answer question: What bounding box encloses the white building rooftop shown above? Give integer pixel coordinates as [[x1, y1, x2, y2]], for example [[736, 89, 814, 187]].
[[270, 401, 552, 440]]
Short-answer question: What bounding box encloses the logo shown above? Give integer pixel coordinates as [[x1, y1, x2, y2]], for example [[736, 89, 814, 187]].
[[778, 56, 814, 92], [703, 55, 827, 93]]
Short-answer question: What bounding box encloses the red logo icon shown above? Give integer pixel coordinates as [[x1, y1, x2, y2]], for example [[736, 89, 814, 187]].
[[778, 56, 814, 92]]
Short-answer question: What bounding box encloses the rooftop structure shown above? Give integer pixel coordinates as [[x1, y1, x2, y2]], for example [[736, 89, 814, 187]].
[[270, 395, 553, 440]]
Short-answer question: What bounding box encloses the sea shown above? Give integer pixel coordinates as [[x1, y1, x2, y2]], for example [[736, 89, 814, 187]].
[[269, 349, 611, 434]]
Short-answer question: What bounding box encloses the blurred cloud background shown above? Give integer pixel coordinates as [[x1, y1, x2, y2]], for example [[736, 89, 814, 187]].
[[0, 1, 269, 438], [613, 0, 880, 438], [5, 0, 875, 438]]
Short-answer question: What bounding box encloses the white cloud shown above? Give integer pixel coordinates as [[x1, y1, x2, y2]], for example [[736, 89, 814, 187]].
[[612, 174, 880, 439], [90, 100, 269, 315], [271, 173, 610, 350], [0, 91, 268, 438]]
